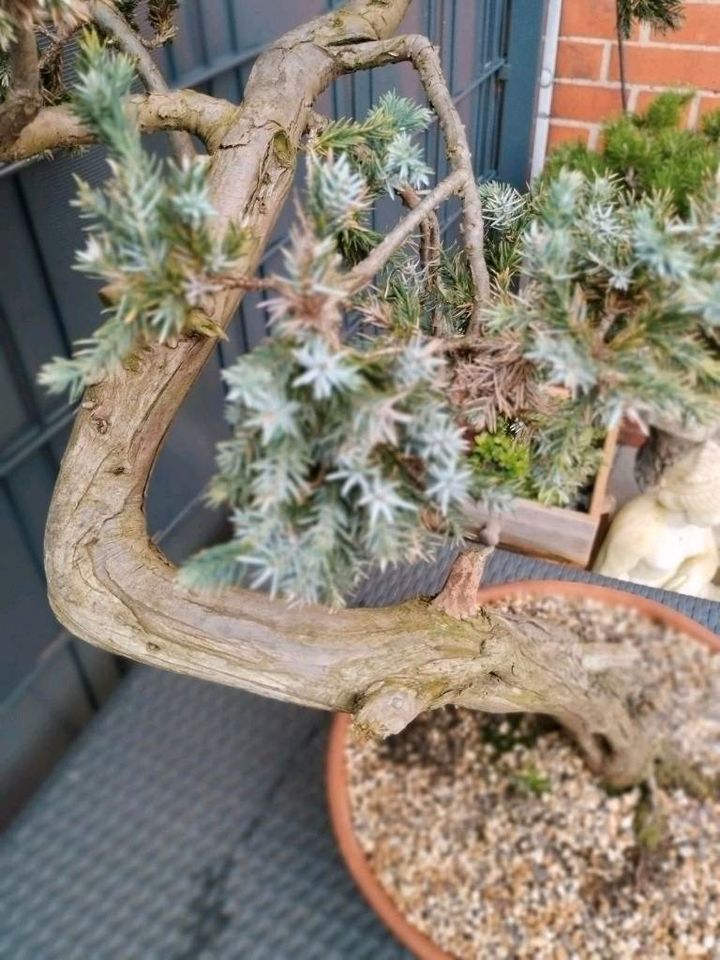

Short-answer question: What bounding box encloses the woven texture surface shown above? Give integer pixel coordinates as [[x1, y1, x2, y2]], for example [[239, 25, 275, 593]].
[[2, 549, 718, 959]]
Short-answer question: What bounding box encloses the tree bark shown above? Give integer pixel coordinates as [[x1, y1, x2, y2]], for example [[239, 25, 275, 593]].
[[0, 89, 236, 161], [87, 0, 195, 162], [0, 20, 43, 144], [42, 0, 654, 789]]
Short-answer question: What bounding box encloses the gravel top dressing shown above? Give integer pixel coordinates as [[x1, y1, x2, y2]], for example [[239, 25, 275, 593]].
[[346, 597, 720, 959]]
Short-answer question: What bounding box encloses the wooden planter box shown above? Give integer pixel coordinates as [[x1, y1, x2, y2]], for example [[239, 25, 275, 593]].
[[464, 428, 619, 568]]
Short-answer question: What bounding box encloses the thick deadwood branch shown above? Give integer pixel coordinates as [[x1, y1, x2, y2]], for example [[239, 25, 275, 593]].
[[0, 89, 235, 161], [0, 19, 43, 143], [334, 33, 491, 332], [87, 0, 194, 162], [43, 0, 652, 789]]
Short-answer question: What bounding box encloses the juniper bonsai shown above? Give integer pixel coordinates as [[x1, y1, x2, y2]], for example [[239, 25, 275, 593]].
[[1, 0, 717, 797]]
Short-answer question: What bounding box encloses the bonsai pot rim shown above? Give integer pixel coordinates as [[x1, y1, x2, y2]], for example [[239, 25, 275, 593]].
[[326, 579, 720, 960]]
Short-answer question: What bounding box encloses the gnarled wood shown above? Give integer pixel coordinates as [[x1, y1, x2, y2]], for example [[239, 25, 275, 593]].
[[42, 0, 655, 789], [0, 89, 236, 161], [88, 0, 195, 162]]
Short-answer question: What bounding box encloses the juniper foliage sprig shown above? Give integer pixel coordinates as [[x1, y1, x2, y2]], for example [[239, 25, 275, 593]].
[[484, 168, 720, 443], [181, 224, 470, 607], [308, 91, 433, 199], [469, 419, 536, 500], [147, 0, 179, 41], [38, 32, 244, 400], [477, 180, 536, 288], [304, 95, 488, 339]]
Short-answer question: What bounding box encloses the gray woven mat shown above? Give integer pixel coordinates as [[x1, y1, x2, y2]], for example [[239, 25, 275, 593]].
[[2, 549, 717, 959], [356, 546, 720, 633]]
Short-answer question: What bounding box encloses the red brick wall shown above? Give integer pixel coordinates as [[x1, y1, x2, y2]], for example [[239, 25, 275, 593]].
[[549, 0, 720, 150]]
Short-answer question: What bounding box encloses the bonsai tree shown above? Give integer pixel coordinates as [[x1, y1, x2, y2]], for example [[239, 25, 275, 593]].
[[1, 0, 717, 802]]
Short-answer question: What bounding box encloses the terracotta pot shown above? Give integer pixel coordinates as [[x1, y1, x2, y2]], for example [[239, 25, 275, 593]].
[[326, 579, 719, 960]]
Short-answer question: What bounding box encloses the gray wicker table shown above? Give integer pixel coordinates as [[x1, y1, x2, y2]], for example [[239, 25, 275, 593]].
[[2, 550, 718, 960]]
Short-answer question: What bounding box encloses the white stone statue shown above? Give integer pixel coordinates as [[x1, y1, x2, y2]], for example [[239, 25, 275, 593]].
[[594, 440, 720, 600]]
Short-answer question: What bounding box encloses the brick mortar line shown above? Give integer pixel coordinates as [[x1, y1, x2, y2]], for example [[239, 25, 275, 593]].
[[561, 35, 720, 54], [553, 78, 720, 97], [600, 40, 612, 82], [558, 36, 612, 45], [549, 118, 598, 128]]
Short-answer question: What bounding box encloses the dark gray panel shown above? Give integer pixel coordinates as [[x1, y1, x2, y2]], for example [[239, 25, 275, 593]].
[[146, 350, 228, 541], [0, 488, 58, 699], [0, 180, 69, 430], [0, 335, 28, 450], [17, 149, 106, 344], [4, 446, 57, 568]]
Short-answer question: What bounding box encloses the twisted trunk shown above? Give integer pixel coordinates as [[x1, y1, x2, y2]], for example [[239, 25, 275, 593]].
[[41, 0, 655, 789]]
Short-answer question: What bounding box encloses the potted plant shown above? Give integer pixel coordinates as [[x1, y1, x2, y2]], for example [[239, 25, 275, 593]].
[[327, 578, 720, 959], [2, 1, 718, 956]]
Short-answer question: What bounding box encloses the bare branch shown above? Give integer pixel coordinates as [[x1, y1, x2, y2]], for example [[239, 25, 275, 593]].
[[0, 19, 43, 144], [397, 184, 441, 273], [396, 183, 443, 331], [0, 89, 236, 162], [88, 0, 194, 162], [333, 34, 491, 332], [344, 168, 464, 294]]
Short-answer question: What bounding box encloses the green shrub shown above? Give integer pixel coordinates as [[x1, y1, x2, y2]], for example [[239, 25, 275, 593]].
[[545, 91, 720, 216], [469, 420, 536, 500]]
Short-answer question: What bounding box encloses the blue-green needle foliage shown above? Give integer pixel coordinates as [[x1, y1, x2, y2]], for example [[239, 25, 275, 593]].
[[305, 91, 434, 268], [35, 33, 719, 604], [308, 91, 433, 199], [181, 227, 470, 607], [38, 32, 244, 401], [484, 169, 720, 444], [180, 96, 479, 606]]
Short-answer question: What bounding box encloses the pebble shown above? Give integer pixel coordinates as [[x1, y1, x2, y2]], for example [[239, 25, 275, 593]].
[[347, 597, 720, 960]]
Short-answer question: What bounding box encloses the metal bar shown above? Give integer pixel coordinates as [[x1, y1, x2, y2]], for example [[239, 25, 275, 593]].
[[452, 57, 505, 106], [224, 0, 240, 49], [495, 0, 546, 187], [193, 2, 211, 67], [172, 41, 267, 90], [0, 302, 44, 426], [448, 0, 458, 96], [484, 0, 507, 173], [13, 178, 73, 358], [1, 476, 44, 576], [67, 639, 100, 712], [0, 405, 75, 479]]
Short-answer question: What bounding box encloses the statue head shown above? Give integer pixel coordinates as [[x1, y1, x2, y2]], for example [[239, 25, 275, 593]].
[[656, 440, 720, 526]]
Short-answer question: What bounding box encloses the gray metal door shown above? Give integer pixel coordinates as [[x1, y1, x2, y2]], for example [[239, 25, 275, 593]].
[[0, 0, 545, 822]]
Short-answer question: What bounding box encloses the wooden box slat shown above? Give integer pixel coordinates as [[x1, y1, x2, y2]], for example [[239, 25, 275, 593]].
[[465, 428, 619, 568]]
